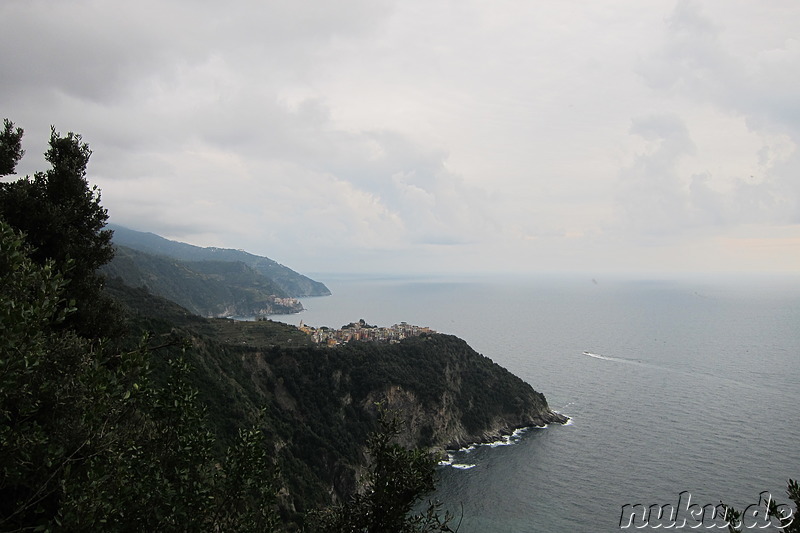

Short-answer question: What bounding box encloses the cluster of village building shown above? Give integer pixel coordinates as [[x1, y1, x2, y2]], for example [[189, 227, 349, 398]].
[[272, 296, 302, 308], [298, 318, 434, 346]]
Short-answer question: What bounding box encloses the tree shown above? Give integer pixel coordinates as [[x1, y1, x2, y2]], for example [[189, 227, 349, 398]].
[[0, 119, 23, 176], [0, 220, 279, 531], [0, 218, 111, 529], [0, 122, 119, 337], [1, 121, 281, 531], [308, 408, 455, 533]]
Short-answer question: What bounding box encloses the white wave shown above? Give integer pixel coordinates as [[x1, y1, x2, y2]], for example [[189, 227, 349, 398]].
[[511, 427, 531, 438], [564, 417, 575, 426], [450, 424, 547, 455], [437, 453, 454, 466], [486, 435, 514, 447], [451, 463, 476, 470], [485, 428, 534, 447]]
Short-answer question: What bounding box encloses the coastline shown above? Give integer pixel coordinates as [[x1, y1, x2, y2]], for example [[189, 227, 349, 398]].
[[442, 409, 569, 451]]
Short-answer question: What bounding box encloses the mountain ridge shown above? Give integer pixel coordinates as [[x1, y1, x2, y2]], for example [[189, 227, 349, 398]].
[[107, 224, 331, 298], [102, 245, 307, 317]]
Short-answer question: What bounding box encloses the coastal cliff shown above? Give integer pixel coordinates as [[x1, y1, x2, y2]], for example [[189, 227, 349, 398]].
[[347, 334, 567, 451], [108, 280, 566, 517], [106, 224, 331, 298], [102, 246, 305, 317]]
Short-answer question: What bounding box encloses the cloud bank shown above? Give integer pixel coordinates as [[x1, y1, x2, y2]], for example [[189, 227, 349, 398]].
[[2, 0, 798, 274]]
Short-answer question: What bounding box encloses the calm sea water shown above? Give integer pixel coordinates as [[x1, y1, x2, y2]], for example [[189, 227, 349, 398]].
[[271, 273, 800, 532]]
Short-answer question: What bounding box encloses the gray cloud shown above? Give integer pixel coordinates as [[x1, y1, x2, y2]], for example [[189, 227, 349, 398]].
[[614, 115, 697, 239], [634, 0, 800, 230], [640, 0, 800, 135], [2, 0, 799, 274]]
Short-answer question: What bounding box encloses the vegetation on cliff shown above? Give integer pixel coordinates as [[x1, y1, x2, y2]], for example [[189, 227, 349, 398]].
[[103, 244, 304, 317], [104, 277, 564, 521], [107, 223, 331, 298], [307, 409, 455, 533]]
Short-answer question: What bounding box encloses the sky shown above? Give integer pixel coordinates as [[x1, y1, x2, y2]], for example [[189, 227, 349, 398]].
[[2, 0, 799, 276]]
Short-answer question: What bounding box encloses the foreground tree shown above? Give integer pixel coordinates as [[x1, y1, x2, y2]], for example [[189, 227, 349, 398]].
[[308, 408, 455, 533], [0, 220, 279, 531], [0, 124, 118, 337], [0, 219, 116, 528], [0, 119, 23, 176], [0, 121, 280, 531]]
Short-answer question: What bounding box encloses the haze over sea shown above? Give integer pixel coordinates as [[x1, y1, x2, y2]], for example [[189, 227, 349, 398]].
[[272, 273, 800, 532]]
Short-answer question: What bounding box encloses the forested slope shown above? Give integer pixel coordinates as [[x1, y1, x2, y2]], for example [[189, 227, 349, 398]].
[[106, 278, 566, 523], [102, 245, 304, 316], [108, 224, 331, 297]]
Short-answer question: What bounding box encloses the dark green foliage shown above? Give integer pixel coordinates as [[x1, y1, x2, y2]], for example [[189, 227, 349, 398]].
[[0, 220, 279, 531], [211, 425, 280, 532], [0, 219, 129, 528], [0, 121, 283, 530], [307, 409, 454, 533], [0, 220, 87, 527], [0, 119, 24, 176], [0, 124, 119, 338], [53, 352, 279, 532]]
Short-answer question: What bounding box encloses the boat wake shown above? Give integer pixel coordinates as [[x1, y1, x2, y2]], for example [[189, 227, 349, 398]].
[[582, 351, 640, 364]]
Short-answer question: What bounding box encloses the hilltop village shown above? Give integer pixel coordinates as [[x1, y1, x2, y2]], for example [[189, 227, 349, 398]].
[[299, 318, 435, 346]]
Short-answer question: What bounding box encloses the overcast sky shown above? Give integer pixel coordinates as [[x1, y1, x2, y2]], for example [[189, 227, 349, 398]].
[[2, 0, 799, 276]]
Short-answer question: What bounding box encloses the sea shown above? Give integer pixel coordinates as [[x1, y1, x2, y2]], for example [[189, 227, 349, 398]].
[[270, 273, 800, 532]]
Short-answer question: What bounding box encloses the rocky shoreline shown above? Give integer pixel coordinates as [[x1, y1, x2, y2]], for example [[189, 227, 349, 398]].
[[443, 409, 569, 451]]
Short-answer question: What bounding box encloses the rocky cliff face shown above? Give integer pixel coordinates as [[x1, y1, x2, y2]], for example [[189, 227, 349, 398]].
[[107, 284, 565, 515], [237, 332, 568, 503], [368, 383, 567, 451], [353, 335, 568, 451]]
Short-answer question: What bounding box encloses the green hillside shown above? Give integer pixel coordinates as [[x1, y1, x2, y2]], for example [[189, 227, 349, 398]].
[[105, 277, 566, 526], [102, 245, 304, 317], [108, 224, 331, 297]]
